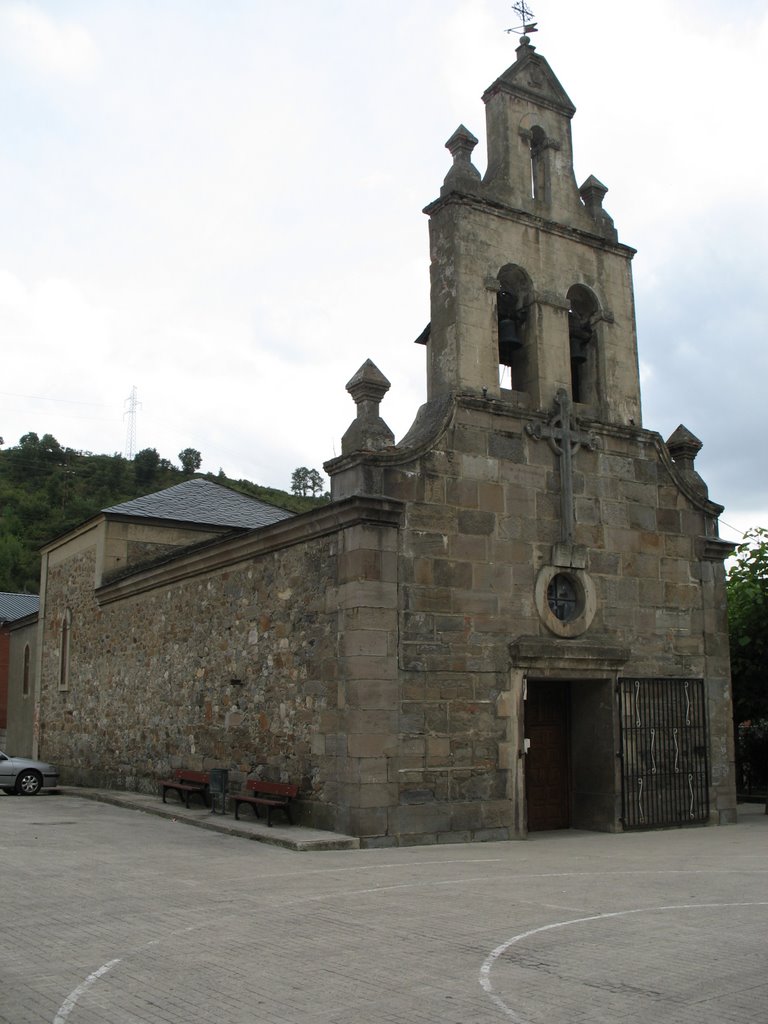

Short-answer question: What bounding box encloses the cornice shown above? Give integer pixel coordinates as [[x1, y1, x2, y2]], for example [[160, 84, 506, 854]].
[[699, 537, 736, 562], [96, 495, 404, 605], [422, 190, 636, 259]]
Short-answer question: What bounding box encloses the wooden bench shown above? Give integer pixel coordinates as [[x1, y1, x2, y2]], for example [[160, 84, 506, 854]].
[[232, 780, 298, 826], [159, 770, 210, 808]]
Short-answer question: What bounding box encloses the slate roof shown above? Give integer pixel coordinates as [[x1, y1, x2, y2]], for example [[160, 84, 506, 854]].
[[102, 479, 295, 530], [0, 592, 40, 622]]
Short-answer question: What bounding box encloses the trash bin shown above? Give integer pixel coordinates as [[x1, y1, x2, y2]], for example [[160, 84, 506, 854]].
[[208, 768, 229, 815]]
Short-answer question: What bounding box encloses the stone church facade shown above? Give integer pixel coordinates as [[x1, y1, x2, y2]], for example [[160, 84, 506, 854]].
[[33, 40, 737, 844]]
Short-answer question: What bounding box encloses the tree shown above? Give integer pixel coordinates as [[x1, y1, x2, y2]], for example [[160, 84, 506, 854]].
[[39, 433, 64, 462], [0, 532, 28, 592], [178, 448, 202, 475], [290, 467, 309, 496], [133, 447, 161, 487], [5, 432, 64, 482], [307, 468, 324, 496], [291, 466, 324, 497], [727, 527, 768, 724]]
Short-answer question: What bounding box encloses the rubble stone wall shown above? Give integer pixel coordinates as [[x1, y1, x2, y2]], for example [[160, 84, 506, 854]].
[[39, 533, 342, 824]]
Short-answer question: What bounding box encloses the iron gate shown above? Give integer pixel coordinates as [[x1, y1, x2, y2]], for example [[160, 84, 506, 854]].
[[618, 678, 709, 829]]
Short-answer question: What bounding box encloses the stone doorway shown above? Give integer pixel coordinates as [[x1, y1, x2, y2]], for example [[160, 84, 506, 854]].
[[524, 679, 571, 831]]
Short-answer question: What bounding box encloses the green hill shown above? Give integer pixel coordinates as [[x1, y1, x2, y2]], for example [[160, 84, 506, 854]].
[[0, 432, 327, 593]]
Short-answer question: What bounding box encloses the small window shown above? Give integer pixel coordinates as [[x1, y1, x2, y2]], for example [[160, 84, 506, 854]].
[[59, 608, 71, 692], [535, 566, 596, 638], [22, 644, 30, 697]]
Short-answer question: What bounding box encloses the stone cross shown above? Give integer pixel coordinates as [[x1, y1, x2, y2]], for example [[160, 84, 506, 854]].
[[525, 388, 600, 544]]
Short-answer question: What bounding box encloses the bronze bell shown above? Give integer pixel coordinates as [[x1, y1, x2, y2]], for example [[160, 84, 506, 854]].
[[498, 318, 523, 365], [569, 311, 592, 364], [570, 341, 588, 365]]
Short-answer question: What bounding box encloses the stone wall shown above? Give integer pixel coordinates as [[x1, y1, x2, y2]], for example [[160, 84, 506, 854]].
[[327, 392, 736, 840], [0, 628, 8, 743], [37, 498, 405, 838], [5, 618, 37, 755], [39, 531, 341, 820]]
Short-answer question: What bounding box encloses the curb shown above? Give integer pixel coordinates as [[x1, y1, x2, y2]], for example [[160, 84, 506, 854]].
[[58, 786, 360, 851]]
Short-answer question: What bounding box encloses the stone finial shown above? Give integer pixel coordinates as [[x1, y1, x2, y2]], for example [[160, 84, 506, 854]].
[[579, 175, 608, 212], [667, 424, 708, 497], [667, 424, 703, 469], [346, 359, 391, 404], [341, 359, 395, 456], [441, 124, 481, 196], [446, 125, 479, 164], [579, 175, 617, 239]]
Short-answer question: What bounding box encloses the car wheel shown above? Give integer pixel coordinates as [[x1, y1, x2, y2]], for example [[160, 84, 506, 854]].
[[16, 770, 43, 795]]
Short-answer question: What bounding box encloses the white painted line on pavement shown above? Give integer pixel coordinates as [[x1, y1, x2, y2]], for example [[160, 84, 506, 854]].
[[479, 901, 768, 1023], [52, 925, 196, 1024], [53, 959, 122, 1024]]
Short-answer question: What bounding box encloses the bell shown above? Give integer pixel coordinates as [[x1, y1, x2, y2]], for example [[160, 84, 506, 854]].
[[498, 318, 523, 365], [570, 341, 588, 365], [569, 310, 592, 365]]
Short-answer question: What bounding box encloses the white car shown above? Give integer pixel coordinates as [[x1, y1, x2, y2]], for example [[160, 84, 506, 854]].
[[0, 750, 60, 795]]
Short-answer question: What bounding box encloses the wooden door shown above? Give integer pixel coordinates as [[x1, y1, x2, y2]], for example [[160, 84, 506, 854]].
[[525, 680, 570, 831]]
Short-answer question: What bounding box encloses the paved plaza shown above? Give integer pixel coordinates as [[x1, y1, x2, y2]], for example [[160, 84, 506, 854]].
[[1, 790, 766, 1024]]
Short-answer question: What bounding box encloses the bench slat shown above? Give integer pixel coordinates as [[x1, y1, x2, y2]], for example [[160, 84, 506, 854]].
[[159, 770, 210, 809], [233, 780, 297, 826], [245, 780, 298, 798]]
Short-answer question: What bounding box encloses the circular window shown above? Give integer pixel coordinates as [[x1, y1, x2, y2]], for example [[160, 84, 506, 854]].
[[535, 566, 596, 638], [547, 573, 578, 621]]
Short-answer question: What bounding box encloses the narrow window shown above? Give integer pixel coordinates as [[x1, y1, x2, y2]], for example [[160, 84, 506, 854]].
[[59, 608, 71, 692], [22, 644, 30, 697], [529, 126, 549, 202]]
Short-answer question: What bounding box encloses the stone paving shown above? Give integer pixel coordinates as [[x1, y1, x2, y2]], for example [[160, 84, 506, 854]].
[[1, 790, 766, 1024]]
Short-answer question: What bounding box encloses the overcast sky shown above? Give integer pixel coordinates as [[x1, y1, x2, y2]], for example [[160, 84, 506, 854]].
[[1, 0, 765, 542]]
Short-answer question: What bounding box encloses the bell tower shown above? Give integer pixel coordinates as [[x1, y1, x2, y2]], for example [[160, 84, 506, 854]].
[[421, 35, 641, 427]]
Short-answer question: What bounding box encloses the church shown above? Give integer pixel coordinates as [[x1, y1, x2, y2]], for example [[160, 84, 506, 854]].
[[31, 37, 737, 844]]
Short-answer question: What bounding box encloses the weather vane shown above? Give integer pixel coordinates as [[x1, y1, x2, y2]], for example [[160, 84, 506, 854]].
[[505, 2, 538, 38]]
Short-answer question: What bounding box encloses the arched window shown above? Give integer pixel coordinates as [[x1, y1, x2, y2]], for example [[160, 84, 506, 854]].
[[22, 644, 30, 697], [567, 285, 600, 404], [59, 608, 71, 692], [497, 264, 533, 392]]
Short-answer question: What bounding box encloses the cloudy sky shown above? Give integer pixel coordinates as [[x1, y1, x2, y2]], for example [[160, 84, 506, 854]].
[[1, 0, 765, 542]]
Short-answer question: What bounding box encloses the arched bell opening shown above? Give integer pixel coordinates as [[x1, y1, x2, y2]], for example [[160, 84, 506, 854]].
[[567, 284, 600, 405], [497, 264, 533, 393]]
